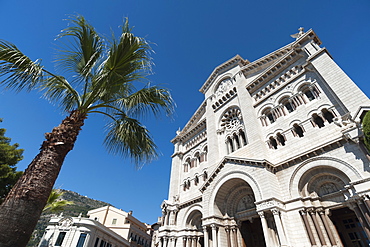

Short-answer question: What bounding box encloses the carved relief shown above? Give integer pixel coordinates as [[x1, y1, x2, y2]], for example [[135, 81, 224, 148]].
[[215, 78, 233, 97]]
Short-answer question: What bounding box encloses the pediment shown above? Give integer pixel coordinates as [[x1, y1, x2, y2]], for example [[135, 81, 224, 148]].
[[199, 55, 248, 94], [199, 156, 273, 193]]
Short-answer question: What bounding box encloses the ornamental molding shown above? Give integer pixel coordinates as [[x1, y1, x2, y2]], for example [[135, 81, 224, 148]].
[[246, 49, 304, 95], [255, 198, 285, 211]]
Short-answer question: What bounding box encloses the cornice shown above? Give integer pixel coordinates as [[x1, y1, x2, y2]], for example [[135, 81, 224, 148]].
[[199, 55, 247, 94], [178, 196, 202, 209], [246, 48, 304, 94], [241, 46, 292, 76], [172, 101, 207, 143]]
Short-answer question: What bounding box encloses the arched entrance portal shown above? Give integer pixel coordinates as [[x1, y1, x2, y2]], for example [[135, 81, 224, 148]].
[[185, 210, 204, 247], [298, 166, 370, 246], [213, 178, 266, 247]]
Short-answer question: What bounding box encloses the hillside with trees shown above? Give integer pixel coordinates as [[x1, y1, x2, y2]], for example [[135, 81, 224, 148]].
[[27, 189, 111, 247]]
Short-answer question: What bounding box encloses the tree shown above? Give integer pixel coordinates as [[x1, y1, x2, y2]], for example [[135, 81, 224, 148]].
[[362, 111, 370, 151], [0, 119, 23, 204], [0, 15, 174, 247], [43, 189, 73, 213]]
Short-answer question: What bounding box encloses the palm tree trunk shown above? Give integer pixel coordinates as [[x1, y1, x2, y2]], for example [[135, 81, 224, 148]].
[[0, 111, 86, 247]]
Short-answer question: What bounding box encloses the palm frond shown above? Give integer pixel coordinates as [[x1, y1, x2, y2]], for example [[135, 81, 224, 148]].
[[104, 113, 158, 168], [83, 18, 153, 108], [0, 40, 44, 91], [40, 76, 81, 111], [43, 189, 73, 213], [55, 15, 103, 87], [120, 85, 174, 118]]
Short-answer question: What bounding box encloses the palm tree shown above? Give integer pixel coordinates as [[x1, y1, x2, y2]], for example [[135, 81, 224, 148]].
[[0, 15, 174, 247]]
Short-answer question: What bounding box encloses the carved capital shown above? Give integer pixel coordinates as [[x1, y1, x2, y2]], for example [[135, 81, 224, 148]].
[[271, 208, 280, 215], [299, 209, 308, 216], [258, 211, 265, 218]]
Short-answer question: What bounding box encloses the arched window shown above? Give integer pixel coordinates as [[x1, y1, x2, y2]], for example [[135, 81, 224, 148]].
[[269, 136, 278, 149], [203, 171, 208, 181], [183, 163, 188, 172], [185, 158, 191, 171], [276, 133, 286, 146], [194, 152, 201, 166], [312, 113, 325, 128], [194, 176, 199, 185], [322, 108, 335, 123], [227, 137, 234, 153], [233, 133, 240, 149], [293, 123, 304, 137], [280, 97, 295, 113], [203, 146, 208, 162], [264, 108, 275, 124], [301, 84, 319, 101], [239, 130, 247, 146]]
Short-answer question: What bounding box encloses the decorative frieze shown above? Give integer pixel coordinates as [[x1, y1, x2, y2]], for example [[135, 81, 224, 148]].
[[255, 198, 285, 211]]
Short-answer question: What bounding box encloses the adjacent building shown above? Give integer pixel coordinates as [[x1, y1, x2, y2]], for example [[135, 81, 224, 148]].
[[39, 206, 152, 247], [157, 28, 370, 247]]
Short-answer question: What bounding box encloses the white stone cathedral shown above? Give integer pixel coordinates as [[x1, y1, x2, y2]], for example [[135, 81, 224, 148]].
[[155, 29, 370, 247]]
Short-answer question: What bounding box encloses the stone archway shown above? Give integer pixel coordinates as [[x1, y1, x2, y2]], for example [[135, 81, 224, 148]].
[[184, 210, 204, 247], [297, 166, 370, 246], [213, 178, 266, 247]]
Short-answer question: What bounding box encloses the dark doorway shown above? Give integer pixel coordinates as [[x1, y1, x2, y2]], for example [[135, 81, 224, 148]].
[[330, 207, 369, 247], [240, 218, 266, 247]]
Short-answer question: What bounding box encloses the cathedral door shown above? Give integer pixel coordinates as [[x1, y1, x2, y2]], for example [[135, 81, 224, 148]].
[[330, 207, 369, 247], [240, 218, 266, 247]]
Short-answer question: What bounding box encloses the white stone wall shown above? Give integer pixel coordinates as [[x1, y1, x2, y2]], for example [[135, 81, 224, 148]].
[[160, 29, 370, 247]]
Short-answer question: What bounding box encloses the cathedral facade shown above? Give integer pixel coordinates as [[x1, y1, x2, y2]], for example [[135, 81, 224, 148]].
[[156, 29, 370, 247]]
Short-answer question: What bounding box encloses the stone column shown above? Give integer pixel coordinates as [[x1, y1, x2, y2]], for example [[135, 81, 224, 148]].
[[159, 237, 164, 247], [258, 211, 271, 247], [309, 210, 326, 246], [225, 227, 231, 247], [203, 226, 209, 247], [187, 237, 192, 247], [165, 211, 170, 226], [169, 237, 176, 247], [182, 236, 187, 247], [271, 209, 287, 246], [299, 210, 316, 245], [314, 209, 331, 245], [349, 202, 370, 239], [231, 226, 238, 247], [317, 209, 336, 246], [211, 224, 218, 247], [358, 199, 370, 227], [164, 237, 169, 247]]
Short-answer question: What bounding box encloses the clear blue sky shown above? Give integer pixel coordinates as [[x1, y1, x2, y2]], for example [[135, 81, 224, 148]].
[[0, 0, 369, 224]]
